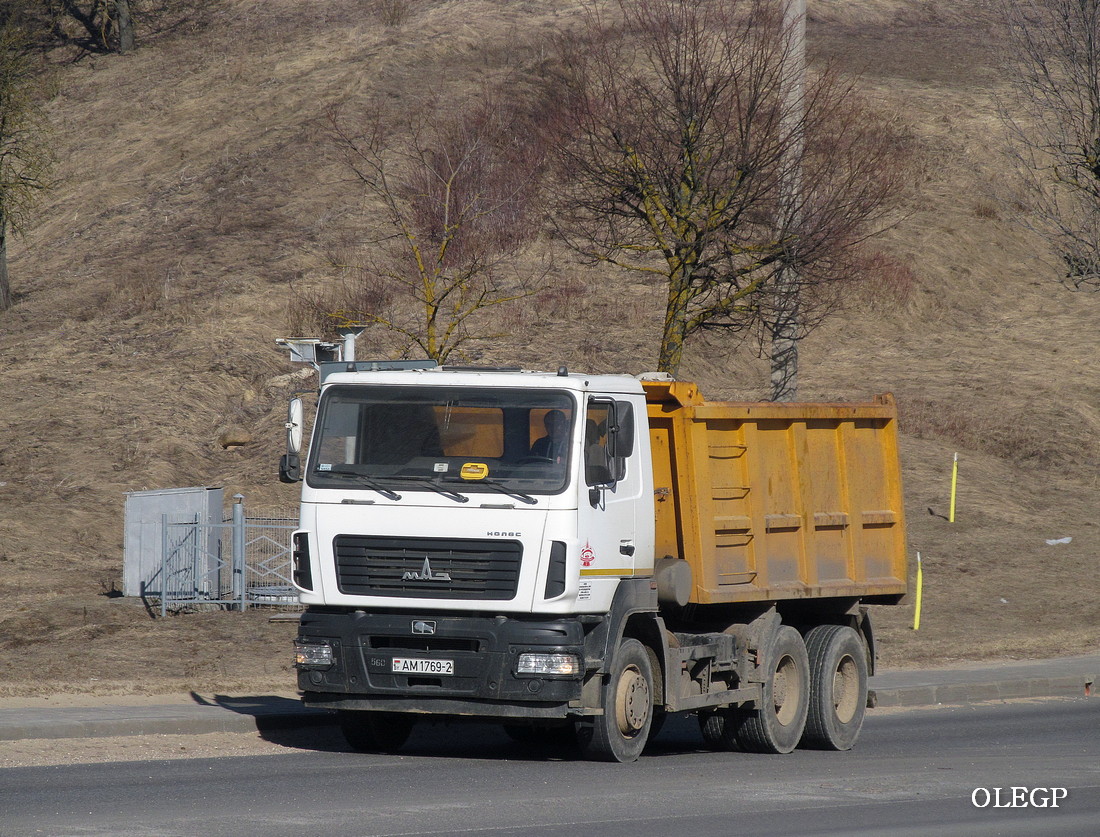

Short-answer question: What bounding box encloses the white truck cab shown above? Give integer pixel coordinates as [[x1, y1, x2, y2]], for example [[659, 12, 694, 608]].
[[292, 365, 654, 616]]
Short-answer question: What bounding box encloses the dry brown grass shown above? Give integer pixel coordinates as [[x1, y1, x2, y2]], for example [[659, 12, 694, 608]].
[[0, 0, 1096, 698]]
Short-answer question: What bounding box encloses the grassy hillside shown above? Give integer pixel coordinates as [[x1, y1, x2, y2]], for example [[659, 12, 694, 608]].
[[0, 0, 1096, 697]]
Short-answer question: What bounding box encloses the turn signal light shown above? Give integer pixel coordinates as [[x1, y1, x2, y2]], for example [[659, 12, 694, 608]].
[[516, 652, 581, 677]]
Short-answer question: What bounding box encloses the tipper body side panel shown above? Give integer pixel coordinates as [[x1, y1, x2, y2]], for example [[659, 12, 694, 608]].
[[645, 381, 907, 605]]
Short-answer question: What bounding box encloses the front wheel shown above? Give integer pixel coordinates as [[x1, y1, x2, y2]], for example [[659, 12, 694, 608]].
[[576, 638, 655, 763]]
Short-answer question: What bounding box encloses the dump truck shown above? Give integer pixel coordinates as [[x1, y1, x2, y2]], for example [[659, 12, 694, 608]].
[[283, 363, 907, 762]]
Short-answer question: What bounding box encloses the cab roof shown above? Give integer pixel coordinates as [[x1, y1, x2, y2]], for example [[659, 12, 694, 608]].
[[319, 364, 647, 395]]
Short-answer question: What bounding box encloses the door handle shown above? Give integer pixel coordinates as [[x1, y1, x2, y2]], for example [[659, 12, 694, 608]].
[[619, 541, 635, 557]]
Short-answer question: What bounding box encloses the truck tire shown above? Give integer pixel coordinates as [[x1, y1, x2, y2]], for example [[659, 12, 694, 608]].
[[576, 638, 654, 763], [800, 624, 868, 751], [338, 710, 414, 754], [698, 706, 747, 751], [737, 625, 810, 754]]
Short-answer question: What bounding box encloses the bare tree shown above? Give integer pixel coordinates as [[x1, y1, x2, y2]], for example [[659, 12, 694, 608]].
[[995, 0, 1100, 289], [60, 1, 135, 52], [549, 0, 909, 385], [0, 19, 54, 312], [318, 94, 548, 364], [8, 0, 139, 53]]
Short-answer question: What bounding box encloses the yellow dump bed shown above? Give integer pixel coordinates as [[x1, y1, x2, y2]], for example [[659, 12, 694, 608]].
[[645, 381, 908, 605]]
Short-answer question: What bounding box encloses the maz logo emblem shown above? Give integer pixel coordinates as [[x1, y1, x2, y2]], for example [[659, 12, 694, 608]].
[[411, 620, 437, 635], [402, 558, 452, 582]]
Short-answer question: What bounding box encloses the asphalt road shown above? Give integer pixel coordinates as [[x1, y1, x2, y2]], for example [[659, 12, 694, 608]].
[[1, 699, 1096, 837]]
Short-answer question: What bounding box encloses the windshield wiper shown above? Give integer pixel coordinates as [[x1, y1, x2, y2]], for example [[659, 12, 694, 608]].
[[445, 477, 537, 505], [386, 475, 469, 504], [322, 468, 402, 501], [484, 480, 538, 505]]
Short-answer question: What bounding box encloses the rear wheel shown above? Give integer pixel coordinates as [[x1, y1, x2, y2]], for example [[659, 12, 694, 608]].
[[800, 624, 868, 750], [737, 625, 810, 754], [338, 710, 414, 754], [698, 706, 747, 751], [576, 638, 654, 763]]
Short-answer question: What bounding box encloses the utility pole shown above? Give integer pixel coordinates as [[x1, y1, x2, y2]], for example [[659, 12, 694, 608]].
[[769, 0, 806, 402]]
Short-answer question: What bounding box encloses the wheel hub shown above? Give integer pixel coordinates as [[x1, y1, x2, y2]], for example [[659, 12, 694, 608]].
[[832, 653, 859, 723], [615, 664, 651, 735], [773, 653, 802, 726]]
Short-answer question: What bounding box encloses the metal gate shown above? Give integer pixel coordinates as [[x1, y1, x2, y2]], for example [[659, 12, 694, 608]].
[[159, 498, 298, 615]]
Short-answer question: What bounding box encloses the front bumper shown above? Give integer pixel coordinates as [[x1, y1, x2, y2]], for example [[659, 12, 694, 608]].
[[296, 608, 592, 719]]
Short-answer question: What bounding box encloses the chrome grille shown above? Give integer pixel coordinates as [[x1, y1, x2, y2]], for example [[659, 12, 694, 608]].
[[334, 536, 522, 600]]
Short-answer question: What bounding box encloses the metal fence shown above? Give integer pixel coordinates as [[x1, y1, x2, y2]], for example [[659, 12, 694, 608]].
[[158, 498, 299, 616]]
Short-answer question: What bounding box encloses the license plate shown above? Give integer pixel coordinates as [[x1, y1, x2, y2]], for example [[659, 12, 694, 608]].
[[392, 657, 454, 675]]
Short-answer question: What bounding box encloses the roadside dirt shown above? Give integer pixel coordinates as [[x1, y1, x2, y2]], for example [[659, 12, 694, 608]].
[[0, 730, 316, 769]]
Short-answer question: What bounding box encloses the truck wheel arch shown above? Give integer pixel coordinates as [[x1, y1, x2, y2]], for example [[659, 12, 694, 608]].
[[583, 579, 664, 705], [623, 613, 666, 707]]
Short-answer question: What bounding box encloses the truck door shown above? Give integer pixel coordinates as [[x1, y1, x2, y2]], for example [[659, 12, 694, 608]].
[[577, 398, 642, 591]]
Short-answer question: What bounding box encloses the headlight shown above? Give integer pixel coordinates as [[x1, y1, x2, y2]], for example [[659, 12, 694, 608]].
[[516, 652, 581, 677], [294, 640, 334, 669]]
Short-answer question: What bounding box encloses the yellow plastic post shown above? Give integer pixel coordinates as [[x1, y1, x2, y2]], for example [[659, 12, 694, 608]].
[[948, 452, 958, 523], [912, 552, 923, 631]]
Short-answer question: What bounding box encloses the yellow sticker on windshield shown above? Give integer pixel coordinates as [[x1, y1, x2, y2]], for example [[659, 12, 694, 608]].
[[460, 462, 489, 480]]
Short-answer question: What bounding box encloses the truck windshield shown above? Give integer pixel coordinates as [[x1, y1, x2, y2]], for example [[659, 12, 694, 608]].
[[307, 385, 576, 496]]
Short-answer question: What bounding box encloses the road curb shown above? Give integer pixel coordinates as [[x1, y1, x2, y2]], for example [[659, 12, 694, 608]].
[[870, 673, 1094, 708]]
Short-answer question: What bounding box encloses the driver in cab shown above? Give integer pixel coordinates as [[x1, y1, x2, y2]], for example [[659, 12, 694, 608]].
[[529, 409, 569, 463]]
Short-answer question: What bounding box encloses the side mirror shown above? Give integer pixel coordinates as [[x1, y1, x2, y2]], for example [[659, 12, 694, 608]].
[[280, 398, 304, 483], [603, 401, 634, 482], [611, 401, 634, 458], [279, 453, 301, 483], [286, 397, 304, 454]]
